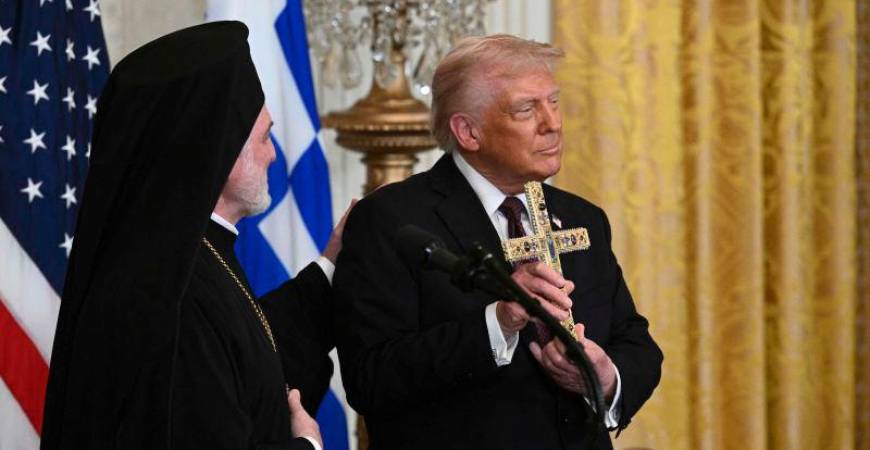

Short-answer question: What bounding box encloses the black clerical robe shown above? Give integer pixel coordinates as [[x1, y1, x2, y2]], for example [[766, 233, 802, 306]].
[[40, 22, 328, 450], [169, 220, 331, 450]]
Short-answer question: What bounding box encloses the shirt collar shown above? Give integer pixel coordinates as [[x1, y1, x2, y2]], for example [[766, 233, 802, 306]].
[[210, 212, 239, 236], [452, 151, 530, 219]]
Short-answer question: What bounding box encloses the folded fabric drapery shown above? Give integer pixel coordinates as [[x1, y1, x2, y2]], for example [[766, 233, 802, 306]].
[[553, 1, 860, 449]]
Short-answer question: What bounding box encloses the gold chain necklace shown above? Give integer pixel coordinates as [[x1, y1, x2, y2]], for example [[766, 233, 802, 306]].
[[201, 237, 278, 352]]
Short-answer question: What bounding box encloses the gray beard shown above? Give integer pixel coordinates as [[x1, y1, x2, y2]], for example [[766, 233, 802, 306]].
[[233, 142, 272, 218], [243, 179, 271, 217]]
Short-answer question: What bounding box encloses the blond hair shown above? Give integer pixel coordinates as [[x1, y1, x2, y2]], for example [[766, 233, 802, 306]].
[[430, 34, 565, 152]]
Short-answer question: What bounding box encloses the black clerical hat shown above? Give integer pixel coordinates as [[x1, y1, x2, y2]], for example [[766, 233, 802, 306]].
[[92, 20, 264, 166]]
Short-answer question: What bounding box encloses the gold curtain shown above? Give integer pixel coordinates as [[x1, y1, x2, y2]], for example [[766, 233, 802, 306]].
[[552, 2, 858, 450], [856, 0, 870, 449]]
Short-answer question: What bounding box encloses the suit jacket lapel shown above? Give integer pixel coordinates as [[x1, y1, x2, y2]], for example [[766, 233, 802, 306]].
[[427, 154, 504, 261], [541, 184, 589, 293]]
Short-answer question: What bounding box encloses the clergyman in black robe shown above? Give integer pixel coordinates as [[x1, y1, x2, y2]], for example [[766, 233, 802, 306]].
[[41, 21, 338, 450]]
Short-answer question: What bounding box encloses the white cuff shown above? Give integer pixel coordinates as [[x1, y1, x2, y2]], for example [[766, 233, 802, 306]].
[[302, 436, 322, 450], [315, 256, 335, 285], [580, 361, 622, 429], [604, 363, 622, 429], [484, 302, 519, 367]]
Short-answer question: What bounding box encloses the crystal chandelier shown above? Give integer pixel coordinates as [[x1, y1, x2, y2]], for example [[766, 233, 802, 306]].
[[303, 0, 494, 195], [304, 0, 491, 97]]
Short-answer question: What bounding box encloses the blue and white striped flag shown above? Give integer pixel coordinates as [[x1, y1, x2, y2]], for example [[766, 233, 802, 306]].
[[206, 2, 351, 450]]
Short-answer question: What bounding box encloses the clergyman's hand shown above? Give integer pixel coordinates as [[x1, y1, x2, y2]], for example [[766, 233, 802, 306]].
[[287, 389, 322, 448], [495, 261, 574, 336], [322, 199, 357, 264], [529, 323, 616, 400]]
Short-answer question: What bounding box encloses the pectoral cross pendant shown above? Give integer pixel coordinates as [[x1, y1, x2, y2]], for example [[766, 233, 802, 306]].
[[501, 182, 590, 341]]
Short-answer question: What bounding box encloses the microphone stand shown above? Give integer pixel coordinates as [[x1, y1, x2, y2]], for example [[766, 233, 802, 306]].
[[451, 242, 608, 430]]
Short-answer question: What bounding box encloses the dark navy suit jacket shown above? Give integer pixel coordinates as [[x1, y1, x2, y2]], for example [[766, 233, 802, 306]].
[[334, 154, 662, 450]]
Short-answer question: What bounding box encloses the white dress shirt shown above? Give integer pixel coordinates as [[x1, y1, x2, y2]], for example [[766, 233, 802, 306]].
[[451, 152, 622, 428]]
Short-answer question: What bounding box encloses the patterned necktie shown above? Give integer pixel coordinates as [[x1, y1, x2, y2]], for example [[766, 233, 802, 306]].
[[497, 196, 552, 343]]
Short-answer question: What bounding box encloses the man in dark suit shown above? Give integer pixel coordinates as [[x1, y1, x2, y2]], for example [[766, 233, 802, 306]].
[[333, 34, 663, 450]]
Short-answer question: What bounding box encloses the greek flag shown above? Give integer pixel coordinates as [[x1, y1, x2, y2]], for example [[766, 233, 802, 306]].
[[207, 2, 350, 449]]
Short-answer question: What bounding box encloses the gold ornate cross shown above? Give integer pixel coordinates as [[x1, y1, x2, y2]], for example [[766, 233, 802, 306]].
[[501, 181, 590, 340]]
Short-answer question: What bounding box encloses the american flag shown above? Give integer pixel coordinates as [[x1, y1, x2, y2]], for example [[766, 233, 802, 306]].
[[0, 0, 109, 448]]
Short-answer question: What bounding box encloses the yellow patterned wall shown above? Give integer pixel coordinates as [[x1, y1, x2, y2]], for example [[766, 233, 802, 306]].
[[553, 2, 857, 450], [856, 1, 869, 449]]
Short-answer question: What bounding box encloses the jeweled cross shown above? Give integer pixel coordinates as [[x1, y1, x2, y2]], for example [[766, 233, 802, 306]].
[[501, 181, 590, 340]]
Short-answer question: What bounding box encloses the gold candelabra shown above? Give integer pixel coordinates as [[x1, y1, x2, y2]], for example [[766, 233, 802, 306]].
[[307, 0, 492, 193], [321, 5, 435, 193]]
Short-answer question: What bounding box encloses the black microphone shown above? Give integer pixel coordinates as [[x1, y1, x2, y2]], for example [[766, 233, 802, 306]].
[[395, 225, 607, 426], [395, 225, 510, 298], [395, 224, 462, 272]]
